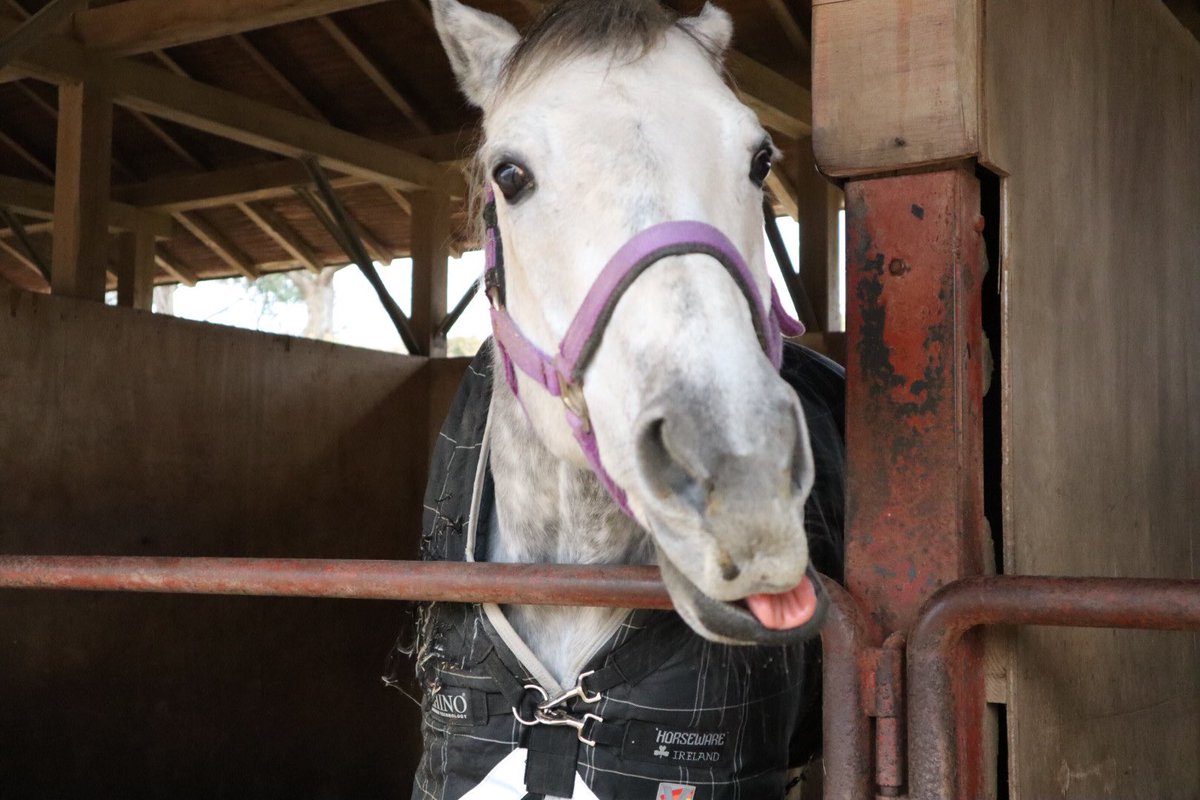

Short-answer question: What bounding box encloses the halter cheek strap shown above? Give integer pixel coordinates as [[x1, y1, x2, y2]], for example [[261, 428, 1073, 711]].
[[483, 188, 804, 518]]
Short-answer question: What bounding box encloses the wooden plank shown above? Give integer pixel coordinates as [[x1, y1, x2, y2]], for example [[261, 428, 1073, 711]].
[[0, 174, 173, 236], [0, 18, 466, 197], [0, 288, 430, 793], [409, 190, 450, 358], [113, 227, 155, 310], [173, 212, 259, 280], [112, 132, 474, 212], [811, 0, 981, 176], [154, 247, 197, 286], [792, 143, 841, 333], [237, 200, 324, 273], [725, 50, 812, 139], [0, 0, 89, 70], [71, 0, 391, 56], [762, 0, 811, 62], [50, 79, 112, 301], [230, 32, 330, 123], [316, 16, 433, 135], [982, 1, 1200, 796]]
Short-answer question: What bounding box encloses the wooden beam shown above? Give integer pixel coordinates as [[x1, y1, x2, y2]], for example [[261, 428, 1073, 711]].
[[0, 232, 45, 281], [765, 170, 800, 220], [410, 189, 450, 357], [0, 174, 173, 236], [173, 212, 259, 280], [794, 145, 841, 333], [380, 184, 412, 216], [237, 200, 324, 273], [115, 159, 366, 212], [113, 132, 474, 212], [316, 15, 433, 135], [114, 227, 156, 309], [0, 128, 54, 181], [0, 18, 466, 196], [0, 0, 89, 70], [154, 246, 197, 286], [51, 79, 113, 301], [71, 0, 392, 56], [762, 0, 812, 63], [230, 32, 330, 123], [725, 51, 812, 139]]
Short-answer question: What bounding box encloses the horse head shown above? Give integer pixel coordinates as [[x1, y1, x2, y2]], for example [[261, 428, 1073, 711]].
[[433, 0, 826, 645]]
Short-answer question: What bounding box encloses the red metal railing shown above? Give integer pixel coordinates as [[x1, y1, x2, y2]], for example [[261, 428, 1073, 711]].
[[0, 556, 671, 608], [3, 556, 1199, 799], [906, 576, 1200, 800]]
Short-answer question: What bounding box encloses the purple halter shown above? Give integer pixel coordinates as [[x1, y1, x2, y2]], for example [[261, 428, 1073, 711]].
[[483, 188, 805, 517]]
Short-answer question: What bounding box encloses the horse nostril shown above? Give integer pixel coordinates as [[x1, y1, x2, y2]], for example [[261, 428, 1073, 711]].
[[636, 416, 709, 513], [717, 547, 741, 581]]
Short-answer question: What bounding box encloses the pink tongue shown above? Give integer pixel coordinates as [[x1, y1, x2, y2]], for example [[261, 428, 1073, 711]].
[[744, 576, 818, 630]]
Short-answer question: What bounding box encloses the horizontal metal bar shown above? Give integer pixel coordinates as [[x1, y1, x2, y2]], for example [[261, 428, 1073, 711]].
[[0, 556, 672, 609], [907, 575, 1200, 800]]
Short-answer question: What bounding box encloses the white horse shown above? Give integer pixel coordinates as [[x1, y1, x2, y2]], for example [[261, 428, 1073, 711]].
[[410, 2, 843, 797]]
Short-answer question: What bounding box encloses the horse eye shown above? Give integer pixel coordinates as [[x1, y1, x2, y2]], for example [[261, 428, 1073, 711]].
[[492, 161, 535, 202], [749, 147, 773, 187]]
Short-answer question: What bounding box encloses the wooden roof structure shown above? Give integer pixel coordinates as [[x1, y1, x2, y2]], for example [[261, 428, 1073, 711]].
[[2, 0, 1195, 353], [0, 0, 827, 354]]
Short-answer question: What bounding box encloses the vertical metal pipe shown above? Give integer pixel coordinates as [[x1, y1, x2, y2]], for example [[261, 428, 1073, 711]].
[[820, 580, 875, 800], [906, 576, 1200, 800]]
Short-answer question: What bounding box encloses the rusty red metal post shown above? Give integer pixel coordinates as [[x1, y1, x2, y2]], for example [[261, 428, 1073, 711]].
[[0, 556, 673, 609], [907, 576, 1200, 800], [844, 167, 988, 798]]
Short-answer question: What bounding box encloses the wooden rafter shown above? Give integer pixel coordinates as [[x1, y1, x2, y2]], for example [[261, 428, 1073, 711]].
[[1, 19, 465, 195], [0, 173, 172, 235], [0, 127, 53, 180], [0, 0, 88, 70], [71, 0, 393, 56], [173, 211, 259, 280], [762, 0, 811, 63], [237, 200, 324, 273], [230, 32, 331, 123], [0, 229, 44, 280], [154, 247, 198, 286], [315, 15, 433, 136]]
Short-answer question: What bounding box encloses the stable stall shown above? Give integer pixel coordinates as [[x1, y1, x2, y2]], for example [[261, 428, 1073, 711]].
[[1, 0, 1197, 797]]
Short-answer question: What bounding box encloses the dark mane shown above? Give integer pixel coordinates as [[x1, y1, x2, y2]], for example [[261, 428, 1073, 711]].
[[501, 0, 698, 90]]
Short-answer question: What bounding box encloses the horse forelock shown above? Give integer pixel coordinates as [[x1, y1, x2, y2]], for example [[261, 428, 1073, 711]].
[[500, 0, 721, 94]]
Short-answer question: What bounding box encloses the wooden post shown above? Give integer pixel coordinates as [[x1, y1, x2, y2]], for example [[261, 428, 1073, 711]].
[[114, 227, 155, 310], [409, 190, 450, 358], [51, 78, 113, 301], [794, 144, 842, 332]]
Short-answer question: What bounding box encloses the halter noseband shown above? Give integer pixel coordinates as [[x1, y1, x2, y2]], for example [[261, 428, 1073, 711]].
[[483, 188, 804, 518]]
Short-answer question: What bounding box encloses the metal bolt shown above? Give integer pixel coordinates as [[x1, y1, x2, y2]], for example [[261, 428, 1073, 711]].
[[888, 258, 910, 277]]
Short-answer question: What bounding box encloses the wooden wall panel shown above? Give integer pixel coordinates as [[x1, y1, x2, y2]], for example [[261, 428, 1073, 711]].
[[983, 2, 1200, 797], [811, 0, 980, 176], [0, 289, 440, 796]]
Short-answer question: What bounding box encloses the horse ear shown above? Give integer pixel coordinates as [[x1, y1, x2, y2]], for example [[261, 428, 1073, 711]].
[[431, 0, 520, 107], [680, 2, 734, 63]]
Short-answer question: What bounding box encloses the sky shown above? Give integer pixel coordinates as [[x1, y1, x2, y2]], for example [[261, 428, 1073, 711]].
[[140, 216, 844, 355]]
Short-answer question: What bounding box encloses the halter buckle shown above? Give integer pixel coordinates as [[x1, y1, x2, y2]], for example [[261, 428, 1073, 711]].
[[558, 376, 590, 432]]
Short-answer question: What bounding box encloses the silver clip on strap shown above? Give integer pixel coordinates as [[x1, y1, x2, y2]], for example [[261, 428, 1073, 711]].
[[538, 670, 601, 711], [514, 678, 605, 746]]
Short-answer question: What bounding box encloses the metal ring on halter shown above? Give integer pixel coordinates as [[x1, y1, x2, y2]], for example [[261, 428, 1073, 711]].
[[513, 684, 549, 726]]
